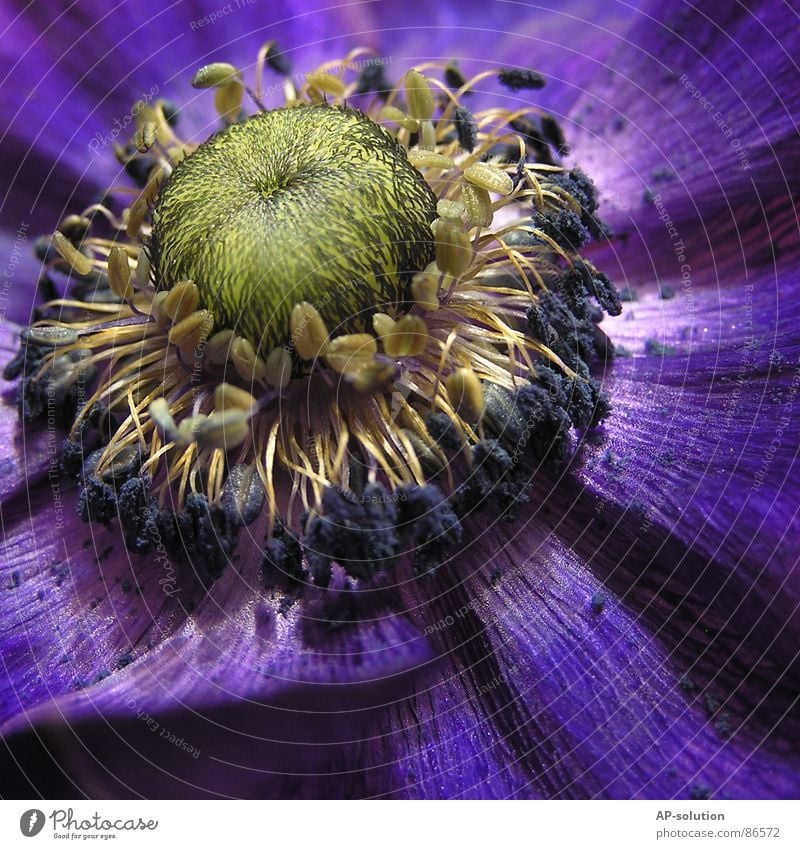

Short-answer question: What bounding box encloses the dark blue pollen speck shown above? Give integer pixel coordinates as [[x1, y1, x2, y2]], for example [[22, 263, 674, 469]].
[[498, 68, 546, 90], [355, 60, 390, 97], [509, 116, 555, 164], [265, 42, 292, 75], [262, 519, 304, 586], [532, 208, 590, 252], [303, 484, 401, 586], [540, 114, 569, 155], [397, 484, 462, 576], [425, 411, 462, 454], [453, 105, 478, 152]]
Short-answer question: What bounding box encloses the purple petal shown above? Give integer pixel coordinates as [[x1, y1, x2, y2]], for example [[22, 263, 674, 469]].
[[592, 193, 800, 355], [0, 321, 54, 500], [0, 587, 434, 797], [565, 0, 798, 233], [333, 528, 799, 799]]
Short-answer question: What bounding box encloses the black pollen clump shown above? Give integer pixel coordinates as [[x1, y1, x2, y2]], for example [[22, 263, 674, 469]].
[[580, 266, 623, 316], [355, 60, 391, 97], [265, 42, 292, 75], [540, 114, 569, 155], [515, 379, 572, 463], [529, 290, 595, 371], [455, 440, 530, 521], [14, 349, 96, 426], [444, 62, 467, 90], [549, 168, 610, 240], [262, 519, 305, 586], [562, 361, 612, 428], [482, 385, 525, 449], [532, 209, 590, 252], [509, 117, 554, 164], [498, 68, 546, 90], [181, 492, 238, 581], [122, 146, 157, 187], [303, 484, 401, 586], [77, 452, 117, 526], [60, 438, 87, 479], [397, 485, 462, 577], [117, 476, 158, 553], [425, 411, 462, 453], [453, 105, 478, 152]]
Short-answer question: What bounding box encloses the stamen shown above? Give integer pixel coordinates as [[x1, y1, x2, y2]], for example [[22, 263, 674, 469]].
[[498, 68, 546, 90], [382, 315, 428, 357], [107, 246, 134, 300], [405, 69, 435, 121], [52, 231, 92, 276], [463, 162, 514, 196], [290, 302, 330, 361], [445, 368, 485, 422]]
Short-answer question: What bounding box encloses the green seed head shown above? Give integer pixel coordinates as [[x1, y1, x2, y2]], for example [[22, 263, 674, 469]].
[[150, 105, 438, 354]]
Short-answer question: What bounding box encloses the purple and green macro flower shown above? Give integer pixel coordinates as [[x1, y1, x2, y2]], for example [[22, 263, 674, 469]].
[[0, 0, 798, 800]]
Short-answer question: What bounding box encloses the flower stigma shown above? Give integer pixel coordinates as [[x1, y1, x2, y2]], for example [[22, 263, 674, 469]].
[[5, 47, 622, 587]]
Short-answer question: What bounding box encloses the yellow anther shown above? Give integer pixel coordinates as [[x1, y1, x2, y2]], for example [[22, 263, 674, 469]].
[[380, 106, 419, 132], [265, 347, 292, 389], [107, 246, 134, 300], [231, 336, 267, 383], [175, 416, 200, 447], [445, 368, 485, 422], [194, 410, 251, 451], [135, 250, 151, 288], [191, 63, 240, 88], [215, 382, 258, 413], [52, 231, 92, 276], [134, 121, 157, 153], [411, 272, 440, 311], [382, 314, 428, 357], [463, 162, 514, 196], [325, 333, 378, 374], [405, 69, 434, 121], [22, 325, 78, 347], [372, 312, 396, 338], [346, 358, 395, 392], [462, 183, 494, 228], [306, 70, 346, 97], [290, 301, 330, 360], [435, 217, 472, 277], [149, 398, 177, 440], [437, 199, 466, 220], [420, 120, 437, 151], [206, 329, 236, 365], [151, 291, 171, 326], [163, 281, 200, 324], [59, 215, 91, 242], [167, 309, 214, 355], [408, 150, 455, 170], [125, 195, 148, 239]]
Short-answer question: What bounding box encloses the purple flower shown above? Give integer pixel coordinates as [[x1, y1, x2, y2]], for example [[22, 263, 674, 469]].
[[1, 0, 798, 800]]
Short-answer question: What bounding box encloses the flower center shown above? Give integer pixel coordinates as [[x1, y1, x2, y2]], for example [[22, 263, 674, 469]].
[[6, 49, 623, 587], [150, 105, 437, 354]]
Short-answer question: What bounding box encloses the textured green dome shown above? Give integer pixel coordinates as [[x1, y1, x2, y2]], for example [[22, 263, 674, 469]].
[[150, 105, 437, 354]]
